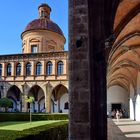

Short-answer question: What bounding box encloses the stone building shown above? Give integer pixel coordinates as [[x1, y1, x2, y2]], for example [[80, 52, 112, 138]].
[[0, 0, 140, 139], [0, 3, 68, 113]]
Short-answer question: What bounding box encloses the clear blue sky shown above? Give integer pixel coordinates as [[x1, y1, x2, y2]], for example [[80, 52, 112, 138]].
[[0, 0, 68, 54]]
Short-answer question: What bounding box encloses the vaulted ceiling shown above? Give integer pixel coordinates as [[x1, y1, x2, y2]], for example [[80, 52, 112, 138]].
[[107, 0, 140, 92]]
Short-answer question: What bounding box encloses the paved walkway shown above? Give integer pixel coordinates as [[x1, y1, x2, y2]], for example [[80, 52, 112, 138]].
[[108, 118, 140, 140]]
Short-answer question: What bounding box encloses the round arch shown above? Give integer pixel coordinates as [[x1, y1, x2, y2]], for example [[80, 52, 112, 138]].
[[51, 84, 68, 113], [28, 85, 45, 112], [7, 85, 22, 112]]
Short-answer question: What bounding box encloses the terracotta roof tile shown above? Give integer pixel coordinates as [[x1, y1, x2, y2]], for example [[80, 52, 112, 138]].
[[24, 18, 64, 36]]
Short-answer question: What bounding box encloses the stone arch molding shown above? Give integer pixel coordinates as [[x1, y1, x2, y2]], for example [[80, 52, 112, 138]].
[[51, 84, 68, 113], [27, 85, 45, 112], [6, 85, 22, 112]]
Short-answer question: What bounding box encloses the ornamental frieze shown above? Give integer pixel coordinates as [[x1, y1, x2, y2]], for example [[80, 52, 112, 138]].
[[0, 51, 68, 62]]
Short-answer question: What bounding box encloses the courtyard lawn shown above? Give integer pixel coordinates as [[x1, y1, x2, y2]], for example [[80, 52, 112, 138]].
[[0, 120, 64, 131], [0, 120, 68, 140]]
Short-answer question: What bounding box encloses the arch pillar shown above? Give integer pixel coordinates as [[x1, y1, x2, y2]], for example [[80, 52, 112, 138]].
[[132, 93, 137, 121], [44, 85, 52, 113], [21, 94, 27, 112], [45, 94, 51, 113], [58, 99, 60, 112], [17, 101, 21, 111], [3, 83, 9, 98], [21, 84, 29, 112], [69, 0, 120, 139], [34, 101, 38, 112]]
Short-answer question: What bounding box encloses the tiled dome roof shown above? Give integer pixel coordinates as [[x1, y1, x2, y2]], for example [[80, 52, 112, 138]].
[[24, 18, 64, 36]]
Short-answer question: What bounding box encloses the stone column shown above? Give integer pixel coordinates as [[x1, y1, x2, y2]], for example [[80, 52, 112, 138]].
[[45, 85, 52, 113], [17, 101, 21, 111], [51, 60, 55, 75], [87, 0, 120, 139], [69, 0, 90, 139], [45, 95, 51, 113], [31, 61, 35, 76], [132, 94, 137, 121], [21, 94, 27, 112], [11, 62, 15, 76], [21, 84, 29, 112], [69, 0, 120, 139], [58, 99, 60, 112], [42, 61, 45, 76], [2, 63, 5, 77], [54, 100, 58, 113], [3, 63, 6, 77], [88, 1, 107, 139], [21, 62, 24, 76], [35, 101, 38, 112]]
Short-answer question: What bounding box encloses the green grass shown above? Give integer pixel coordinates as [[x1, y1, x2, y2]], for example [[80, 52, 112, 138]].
[[0, 120, 68, 140], [0, 120, 64, 131]]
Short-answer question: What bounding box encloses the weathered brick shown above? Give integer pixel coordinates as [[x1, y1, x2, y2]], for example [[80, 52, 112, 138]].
[[69, 0, 90, 139]]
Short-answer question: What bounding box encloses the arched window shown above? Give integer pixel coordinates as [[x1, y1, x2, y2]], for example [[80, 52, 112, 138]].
[[57, 61, 63, 75], [16, 63, 21, 76], [26, 62, 31, 76], [7, 63, 12, 76], [36, 62, 42, 75], [64, 102, 69, 109], [0, 64, 2, 76], [47, 61, 52, 75], [31, 45, 38, 53]]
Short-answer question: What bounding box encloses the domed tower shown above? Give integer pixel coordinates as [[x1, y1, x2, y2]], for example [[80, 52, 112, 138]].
[[21, 3, 66, 53]]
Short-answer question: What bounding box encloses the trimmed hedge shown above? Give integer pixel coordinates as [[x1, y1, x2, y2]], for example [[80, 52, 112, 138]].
[[0, 121, 68, 140], [0, 113, 68, 122]]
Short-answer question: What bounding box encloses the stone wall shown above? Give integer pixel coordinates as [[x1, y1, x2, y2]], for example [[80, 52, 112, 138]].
[[69, 0, 90, 139]]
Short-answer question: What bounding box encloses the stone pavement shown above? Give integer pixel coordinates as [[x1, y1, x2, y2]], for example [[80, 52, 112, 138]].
[[108, 118, 140, 140]]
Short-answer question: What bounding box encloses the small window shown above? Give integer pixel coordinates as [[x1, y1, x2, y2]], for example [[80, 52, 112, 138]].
[[41, 11, 47, 17], [31, 45, 38, 53], [16, 63, 21, 76], [57, 61, 63, 75], [64, 102, 69, 109], [26, 62, 31, 76], [36, 62, 42, 75], [0, 64, 2, 76], [47, 61, 52, 75], [22, 48, 24, 53], [7, 63, 12, 76]]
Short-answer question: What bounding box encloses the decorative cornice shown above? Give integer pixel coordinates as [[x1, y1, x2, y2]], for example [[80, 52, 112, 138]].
[[0, 51, 68, 62]]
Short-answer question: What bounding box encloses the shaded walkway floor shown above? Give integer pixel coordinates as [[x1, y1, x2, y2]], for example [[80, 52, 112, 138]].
[[108, 118, 140, 140]]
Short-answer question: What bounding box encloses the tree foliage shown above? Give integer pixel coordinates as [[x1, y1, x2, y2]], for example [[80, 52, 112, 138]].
[[24, 95, 35, 124], [0, 97, 13, 112], [25, 96, 34, 103]]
